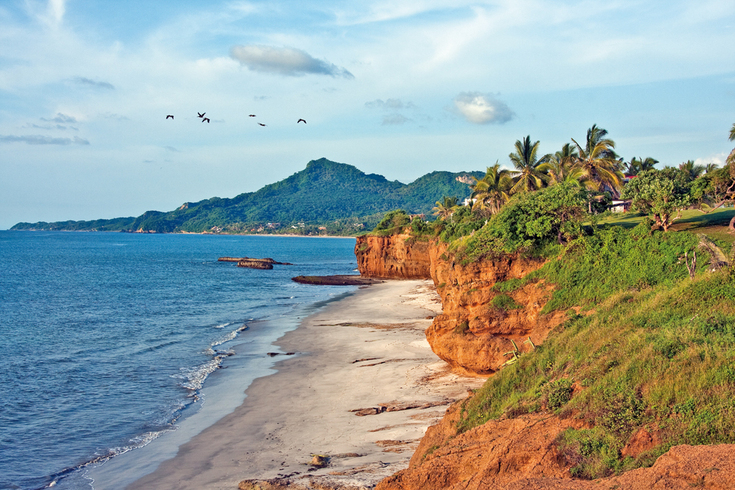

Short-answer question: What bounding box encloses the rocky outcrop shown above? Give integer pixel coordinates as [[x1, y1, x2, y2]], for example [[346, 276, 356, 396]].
[[426, 242, 568, 375], [354, 235, 432, 279], [376, 401, 577, 490], [218, 257, 294, 270], [291, 275, 383, 286], [356, 236, 566, 375], [376, 398, 735, 489]]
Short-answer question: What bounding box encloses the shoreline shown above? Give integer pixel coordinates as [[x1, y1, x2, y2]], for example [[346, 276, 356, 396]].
[[119, 279, 483, 490]]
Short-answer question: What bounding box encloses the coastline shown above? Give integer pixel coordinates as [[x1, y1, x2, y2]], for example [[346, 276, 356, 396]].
[[119, 279, 483, 490]]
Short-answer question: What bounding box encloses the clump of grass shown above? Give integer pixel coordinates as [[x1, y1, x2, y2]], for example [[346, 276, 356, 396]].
[[490, 294, 522, 311], [454, 320, 470, 336], [546, 379, 574, 410], [492, 277, 527, 293]]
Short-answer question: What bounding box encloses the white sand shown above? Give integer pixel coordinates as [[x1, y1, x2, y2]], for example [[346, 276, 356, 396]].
[[123, 279, 484, 489]]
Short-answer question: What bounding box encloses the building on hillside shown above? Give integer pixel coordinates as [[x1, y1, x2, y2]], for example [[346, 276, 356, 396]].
[[609, 200, 632, 213]]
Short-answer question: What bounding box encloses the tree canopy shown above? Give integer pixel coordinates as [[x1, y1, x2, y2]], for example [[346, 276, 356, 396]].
[[621, 168, 691, 232]]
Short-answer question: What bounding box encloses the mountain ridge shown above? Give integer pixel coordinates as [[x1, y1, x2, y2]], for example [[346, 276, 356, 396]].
[[11, 158, 482, 235]]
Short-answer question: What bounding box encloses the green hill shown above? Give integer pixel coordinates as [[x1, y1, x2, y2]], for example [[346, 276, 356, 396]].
[[11, 158, 481, 235]]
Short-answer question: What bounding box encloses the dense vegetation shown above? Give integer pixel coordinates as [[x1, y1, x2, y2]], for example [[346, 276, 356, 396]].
[[458, 224, 734, 478], [11, 158, 481, 235], [365, 123, 735, 244], [367, 123, 735, 480]]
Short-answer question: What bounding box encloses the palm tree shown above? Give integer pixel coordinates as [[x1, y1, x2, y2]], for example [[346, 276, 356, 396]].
[[432, 196, 459, 220], [730, 123, 735, 142], [571, 124, 624, 197], [539, 143, 582, 185], [508, 135, 551, 194], [625, 157, 658, 177], [728, 123, 735, 167], [679, 160, 706, 181], [470, 163, 513, 216]]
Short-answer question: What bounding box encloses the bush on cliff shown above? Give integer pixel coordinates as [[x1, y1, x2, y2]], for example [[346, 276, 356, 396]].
[[434, 205, 487, 242], [455, 182, 589, 262], [457, 225, 735, 479], [369, 209, 434, 238]]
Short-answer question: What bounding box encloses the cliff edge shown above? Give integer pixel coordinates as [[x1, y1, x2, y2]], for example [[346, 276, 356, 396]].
[[356, 235, 567, 375]]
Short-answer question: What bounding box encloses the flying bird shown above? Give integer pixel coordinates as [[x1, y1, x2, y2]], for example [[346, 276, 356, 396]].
[[202, 117, 210, 123], [166, 115, 174, 120], [258, 123, 266, 127], [249, 114, 256, 117], [297, 119, 306, 124], [197, 112, 206, 118]]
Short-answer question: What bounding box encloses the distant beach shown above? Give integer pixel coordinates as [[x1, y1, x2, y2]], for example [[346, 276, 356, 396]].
[[95, 279, 483, 490]]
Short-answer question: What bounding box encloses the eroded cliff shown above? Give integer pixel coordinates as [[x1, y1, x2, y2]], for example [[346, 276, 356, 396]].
[[354, 235, 432, 279], [356, 236, 567, 376], [376, 398, 735, 490]]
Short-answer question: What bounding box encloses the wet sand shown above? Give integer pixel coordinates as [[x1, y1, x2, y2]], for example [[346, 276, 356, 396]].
[[124, 279, 484, 489]]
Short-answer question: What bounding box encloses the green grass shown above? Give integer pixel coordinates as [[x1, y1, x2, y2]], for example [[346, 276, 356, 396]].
[[456, 226, 735, 479], [596, 208, 735, 245], [526, 224, 702, 314], [490, 294, 523, 311]]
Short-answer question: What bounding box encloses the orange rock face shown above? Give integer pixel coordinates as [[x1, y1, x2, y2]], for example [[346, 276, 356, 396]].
[[377, 399, 735, 490], [356, 236, 567, 376], [376, 400, 577, 490], [355, 235, 432, 279], [427, 242, 568, 375]]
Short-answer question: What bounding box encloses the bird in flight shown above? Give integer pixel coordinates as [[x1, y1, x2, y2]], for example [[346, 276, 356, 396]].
[[166, 115, 174, 120], [249, 114, 256, 117], [258, 123, 266, 127], [197, 112, 206, 118], [202, 117, 210, 123], [297, 119, 306, 124]]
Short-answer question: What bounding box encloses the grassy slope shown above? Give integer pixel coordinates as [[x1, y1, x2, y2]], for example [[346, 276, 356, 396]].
[[599, 208, 735, 240], [456, 216, 735, 479]]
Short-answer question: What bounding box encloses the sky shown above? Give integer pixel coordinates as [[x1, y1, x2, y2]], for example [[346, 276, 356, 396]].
[[1, 0, 734, 229]]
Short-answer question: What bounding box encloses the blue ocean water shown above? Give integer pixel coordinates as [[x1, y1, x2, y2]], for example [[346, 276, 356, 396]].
[[0, 231, 358, 490]]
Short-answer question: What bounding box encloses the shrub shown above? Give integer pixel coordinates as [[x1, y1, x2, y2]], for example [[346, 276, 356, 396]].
[[457, 182, 588, 261], [546, 379, 574, 410], [490, 294, 523, 311]]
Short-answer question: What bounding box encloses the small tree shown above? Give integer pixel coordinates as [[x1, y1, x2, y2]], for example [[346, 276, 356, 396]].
[[373, 209, 411, 234], [470, 163, 513, 217], [432, 196, 459, 220], [625, 157, 658, 177], [691, 124, 735, 231], [621, 168, 691, 231], [465, 181, 589, 258]]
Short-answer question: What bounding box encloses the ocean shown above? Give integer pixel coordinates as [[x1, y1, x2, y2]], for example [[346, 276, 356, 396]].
[[0, 231, 359, 490]]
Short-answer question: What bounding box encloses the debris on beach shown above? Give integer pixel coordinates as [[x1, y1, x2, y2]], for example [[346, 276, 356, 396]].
[[309, 454, 330, 468], [349, 399, 452, 416], [218, 256, 293, 270]]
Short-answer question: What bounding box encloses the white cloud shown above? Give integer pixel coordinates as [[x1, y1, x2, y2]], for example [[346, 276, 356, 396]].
[[694, 152, 729, 166], [47, 0, 65, 26], [382, 114, 411, 125], [452, 92, 514, 124], [365, 98, 416, 110], [41, 113, 77, 123], [0, 134, 88, 145], [230, 45, 354, 78], [72, 77, 115, 90]]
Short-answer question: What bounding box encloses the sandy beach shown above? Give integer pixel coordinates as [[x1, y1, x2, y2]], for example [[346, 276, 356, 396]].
[[118, 279, 483, 489]]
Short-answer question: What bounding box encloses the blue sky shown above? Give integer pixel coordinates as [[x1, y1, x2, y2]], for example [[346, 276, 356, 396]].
[[1, 0, 734, 229]]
